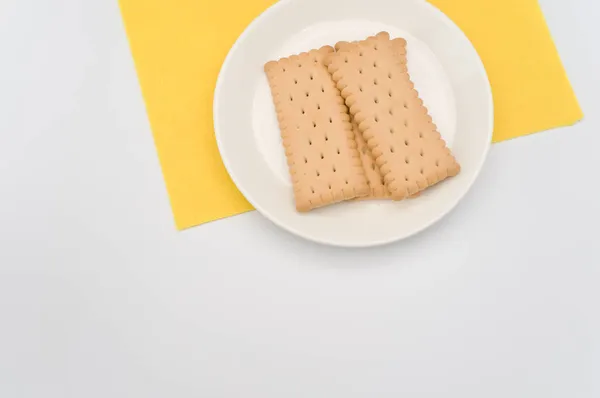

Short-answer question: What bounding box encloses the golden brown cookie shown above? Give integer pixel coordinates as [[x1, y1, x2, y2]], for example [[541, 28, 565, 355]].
[[265, 46, 369, 212], [325, 32, 460, 200]]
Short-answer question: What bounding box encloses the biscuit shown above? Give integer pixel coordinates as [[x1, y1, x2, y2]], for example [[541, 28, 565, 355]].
[[325, 32, 460, 200], [264, 46, 370, 212]]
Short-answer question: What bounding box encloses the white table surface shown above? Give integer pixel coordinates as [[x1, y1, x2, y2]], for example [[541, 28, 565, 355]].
[[1, 0, 598, 397]]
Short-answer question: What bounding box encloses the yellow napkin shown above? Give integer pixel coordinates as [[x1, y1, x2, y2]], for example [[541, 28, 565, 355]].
[[119, 0, 582, 230]]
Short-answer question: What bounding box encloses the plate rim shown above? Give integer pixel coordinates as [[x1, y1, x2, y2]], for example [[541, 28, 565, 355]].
[[214, 0, 494, 248]]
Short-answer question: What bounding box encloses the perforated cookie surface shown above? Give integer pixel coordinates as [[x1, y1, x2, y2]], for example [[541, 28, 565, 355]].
[[265, 46, 369, 212], [325, 32, 460, 200]]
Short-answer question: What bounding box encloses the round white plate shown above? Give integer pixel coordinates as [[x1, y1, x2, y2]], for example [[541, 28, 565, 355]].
[[214, 0, 493, 247]]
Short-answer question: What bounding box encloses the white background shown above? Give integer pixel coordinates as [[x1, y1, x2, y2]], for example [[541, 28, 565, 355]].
[[0, 0, 598, 397]]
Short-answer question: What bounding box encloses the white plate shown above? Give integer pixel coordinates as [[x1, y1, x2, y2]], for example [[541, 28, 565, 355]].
[[214, 0, 493, 247]]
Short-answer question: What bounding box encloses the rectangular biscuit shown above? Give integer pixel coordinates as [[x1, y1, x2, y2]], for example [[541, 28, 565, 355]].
[[264, 46, 369, 212], [325, 32, 460, 200]]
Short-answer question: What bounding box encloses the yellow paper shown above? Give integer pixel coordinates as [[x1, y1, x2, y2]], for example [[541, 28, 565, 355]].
[[119, 0, 582, 230], [118, 0, 277, 230]]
